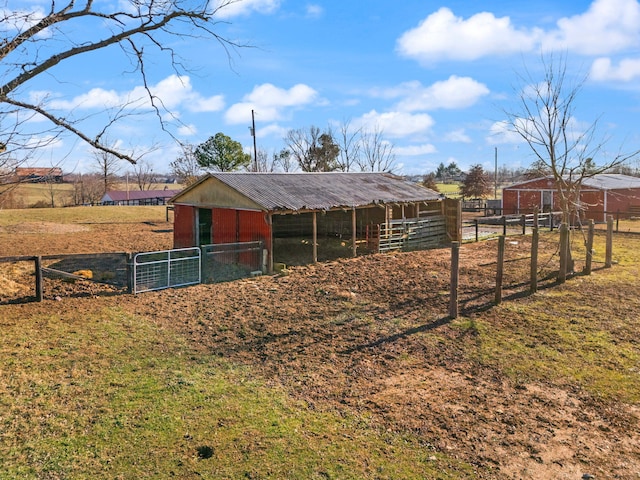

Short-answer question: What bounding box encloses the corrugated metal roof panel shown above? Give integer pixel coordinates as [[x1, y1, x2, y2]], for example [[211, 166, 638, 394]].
[[582, 174, 640, 190], [103, 189, 178, 202], [505, 174, 640, 191], [178, 172, 441, 211]]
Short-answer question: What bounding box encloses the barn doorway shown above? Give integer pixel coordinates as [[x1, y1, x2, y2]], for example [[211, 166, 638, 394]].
[[542, 191, 553, 212], [197, 208, 212, 245]]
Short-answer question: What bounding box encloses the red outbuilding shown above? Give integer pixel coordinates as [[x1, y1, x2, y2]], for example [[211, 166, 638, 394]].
[[502, 174, 640, 222], [169, 172, 456, 272]]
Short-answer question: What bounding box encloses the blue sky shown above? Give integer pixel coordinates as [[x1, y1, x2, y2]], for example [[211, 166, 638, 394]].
[[10, 0, 640, 175]]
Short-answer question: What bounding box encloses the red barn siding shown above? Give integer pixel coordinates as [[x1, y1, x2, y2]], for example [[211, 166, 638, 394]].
[[173, 204, 195, 248], [504, 179, 640, 222]]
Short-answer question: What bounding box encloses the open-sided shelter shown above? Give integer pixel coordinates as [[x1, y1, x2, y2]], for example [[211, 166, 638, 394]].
[[502, 174, 640, 221], [101, 189, 177, 206], [169, 172, 457, 271]]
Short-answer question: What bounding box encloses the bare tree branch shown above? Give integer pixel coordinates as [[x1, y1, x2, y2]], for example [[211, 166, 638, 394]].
[[0, 0, 247, 168]]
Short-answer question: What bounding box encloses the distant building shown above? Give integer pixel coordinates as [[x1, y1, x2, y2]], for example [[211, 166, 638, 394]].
[[502, 174, 640, 221], [101, 189, 179, 206], [15, 167, 64, 183]]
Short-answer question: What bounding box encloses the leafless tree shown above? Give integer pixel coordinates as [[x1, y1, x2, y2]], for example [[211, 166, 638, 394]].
[[68, 173, 104, 205], [284, 126, 340, 172], [357, 125, 397, 172], [505, 53, 639, 224], [92, 147, 123, 196], [0, 0, 244, 171], [130, 158, 158, 191], [170, 143, 204, 186], [504, 52, 640, 273], [335, 119, 362, 172]]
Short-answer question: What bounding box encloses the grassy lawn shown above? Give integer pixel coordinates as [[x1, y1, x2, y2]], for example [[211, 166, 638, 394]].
[[0, 205, 171, 226], [0, 307, 472, 479], [1, 208, 639, 478]]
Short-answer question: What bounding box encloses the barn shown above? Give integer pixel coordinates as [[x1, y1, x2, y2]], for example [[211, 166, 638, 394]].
[[169, 172, 458, 273], [502, 174, 640, 222], [101, 189, 177, 206]]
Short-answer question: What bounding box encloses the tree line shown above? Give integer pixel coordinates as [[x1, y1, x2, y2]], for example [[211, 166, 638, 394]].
[[168, 121, 399, 186]]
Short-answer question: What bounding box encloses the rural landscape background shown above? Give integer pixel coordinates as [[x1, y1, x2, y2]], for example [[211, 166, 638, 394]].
[[1, 204, 639, 479]]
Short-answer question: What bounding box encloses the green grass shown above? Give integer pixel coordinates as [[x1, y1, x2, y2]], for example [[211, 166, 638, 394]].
[[452, 233, 640, 403], [0, 307, 472, 479], [1, 183, 182, 209], [0, 205, 171, 226], [435, 183, 461, 197]]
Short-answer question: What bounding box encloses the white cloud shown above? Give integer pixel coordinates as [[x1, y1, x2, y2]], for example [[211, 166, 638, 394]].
[[305, 4, 323, 18], [396, 7, 540, 63], [355, 110, 435, 138], [393, 77, 490, 111], [487, 115, 587, 145], [47, 75, 224, 114], [545, 0, 640, 55], [257, 123, 289, 139], [214, 0, 280, 18], [395, 144, 437, 156], [443, 129, 472, 143], [487, 120, 523, 145], [590, 56, 640, 81], [178, 124, 198, 136], [225, 83, 318, 124], [397, 1, 640, 64]]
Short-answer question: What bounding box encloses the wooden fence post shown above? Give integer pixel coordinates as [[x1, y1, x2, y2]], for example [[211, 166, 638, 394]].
[[449, 242, 460, 319], [558, 223, 569, 283], [495, 236, 505, 305], [502, 216, 507, 236], [521, 214, 527, 235], [312, 211, 318, 263], [126, 252, 134, 294], [530, 227, 539, 293], [584, 219, 595, 275], [605, 215, 614, 268], [474, 218, 479, 242], [34, 256, 43, 302]]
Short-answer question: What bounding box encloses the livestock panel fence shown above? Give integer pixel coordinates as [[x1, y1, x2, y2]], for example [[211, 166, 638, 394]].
[[377, 216, 448, 253], [133, 247, 201, 294], [1, 241, 266, 303]]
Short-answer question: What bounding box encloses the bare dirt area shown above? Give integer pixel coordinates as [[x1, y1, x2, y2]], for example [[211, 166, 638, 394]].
[[2, 219, 639, 479]]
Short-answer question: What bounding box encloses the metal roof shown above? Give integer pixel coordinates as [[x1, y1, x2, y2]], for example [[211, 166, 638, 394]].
[[505, 174, 640, 191], [173, 172, 441, 212], [581, 174, 640, 190], [102, 189, 178, 202]]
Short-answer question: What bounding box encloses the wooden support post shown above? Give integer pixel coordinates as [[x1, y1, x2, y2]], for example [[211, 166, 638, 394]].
[[474, 219, 479, 242], [495, 236, 505, 305], [268, 213, 274, 273], [502, 216, 507, 236], [352, 207, 357, 258], [35, 256, 43, 302], [126, 252, 134, 294], [521, 214, 527, 235], [605, 215, 613, 268], [449, 242, 460, 319], [312, 211, 318, 263], [558, 223, 569, 283], [530, 227, 539, 293], [585, 219, 595, 275]]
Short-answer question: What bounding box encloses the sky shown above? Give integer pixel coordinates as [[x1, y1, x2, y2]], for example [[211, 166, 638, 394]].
[[8, 0, 640, 176]]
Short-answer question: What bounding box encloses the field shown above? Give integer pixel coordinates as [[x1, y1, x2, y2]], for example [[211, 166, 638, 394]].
[[1, 207, 639, 479]]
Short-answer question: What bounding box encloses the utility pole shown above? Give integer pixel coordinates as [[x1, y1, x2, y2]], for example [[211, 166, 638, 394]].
[[251, 109, 258, 172], [494, 146, 498, 200]]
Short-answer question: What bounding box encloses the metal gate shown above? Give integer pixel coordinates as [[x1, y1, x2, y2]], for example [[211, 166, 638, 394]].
[[133, 247, 201, 293]]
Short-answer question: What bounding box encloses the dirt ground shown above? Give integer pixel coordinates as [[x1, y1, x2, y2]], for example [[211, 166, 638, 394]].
[[1, 219, 639, 479]]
